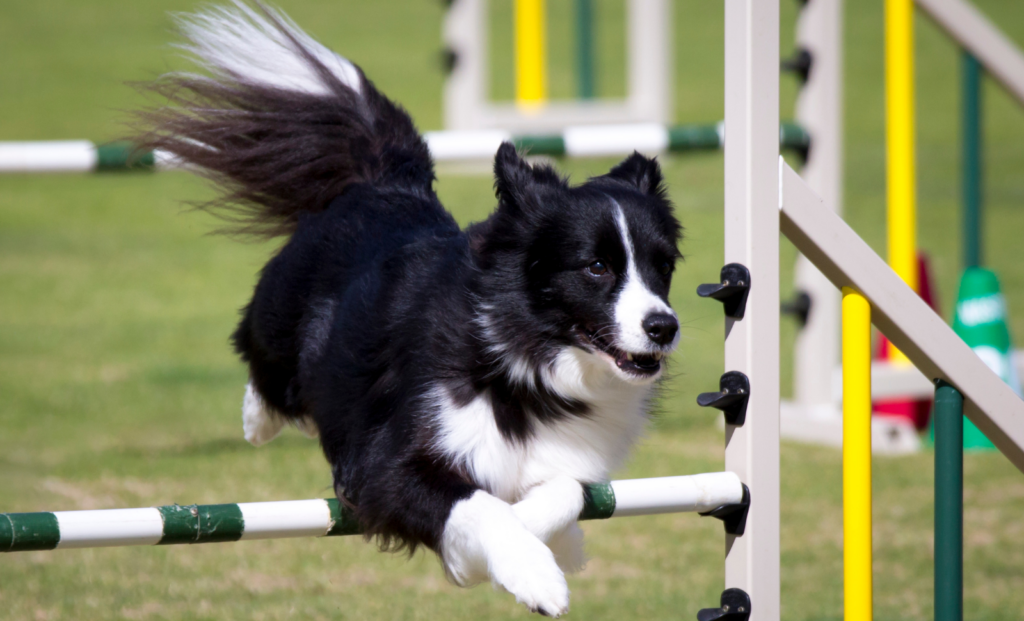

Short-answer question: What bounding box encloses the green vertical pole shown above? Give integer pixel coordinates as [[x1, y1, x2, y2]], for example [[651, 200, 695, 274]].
[[934, 379, 963, 621], [962, 51, 982, 270], [575, 0, 595, 99]]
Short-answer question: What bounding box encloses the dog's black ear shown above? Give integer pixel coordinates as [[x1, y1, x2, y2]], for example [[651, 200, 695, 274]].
[[493, 142, 532, 206], [493, 142, 562, 212], [607, 152, 666, 198]]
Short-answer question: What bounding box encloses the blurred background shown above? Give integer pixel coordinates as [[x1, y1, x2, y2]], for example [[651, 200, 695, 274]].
[[2, 0, 1024, 619]]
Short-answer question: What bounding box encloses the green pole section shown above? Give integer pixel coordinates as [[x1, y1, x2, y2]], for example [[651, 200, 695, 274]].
[[96, 142, 155, 171], [579, 482, 616, 520], [575, 0, 595, 100], [0, 512, 60, 552], [514, 134, 566, 156], [668, 124, 723, 151], [779, 121, 811, 160], [325, 498, 363, 536], [934, 379, 964, 621], [962, 51, 983, 269], [157, 504, 245, 545]]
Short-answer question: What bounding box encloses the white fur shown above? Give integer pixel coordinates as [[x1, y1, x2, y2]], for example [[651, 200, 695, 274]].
[[242, 381, 285, 446], [433, 345, 653, 595], [545, 522, 587, 575], [442, 491, 570, 617], [611, 204, 678, 354], [512, 475, 585, 543], [432, 349, 650, 504], [242, 382, 319, 444], [511, 475, 587, 573], [474, 305, 537, 388], [176, 1, 362, 97]]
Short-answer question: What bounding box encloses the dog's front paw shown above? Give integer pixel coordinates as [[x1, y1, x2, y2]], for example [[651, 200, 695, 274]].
[[489, 535, 570, 617], [442, 491, 570, 616]]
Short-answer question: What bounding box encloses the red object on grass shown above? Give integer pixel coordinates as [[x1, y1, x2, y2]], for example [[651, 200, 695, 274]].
[[873, 253, 937, 431]]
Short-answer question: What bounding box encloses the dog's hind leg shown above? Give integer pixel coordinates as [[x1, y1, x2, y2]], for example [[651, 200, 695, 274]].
[[242, 381, 285, 446], [442, 491, 570, 617], [512, 475, 587, 574]]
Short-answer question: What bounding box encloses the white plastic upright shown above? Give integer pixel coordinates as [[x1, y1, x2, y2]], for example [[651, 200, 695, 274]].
[[441, 0, 671, 132], [791, 0, 843, 411], [442, 0, 487, 131], [723, 0, 781, 618]]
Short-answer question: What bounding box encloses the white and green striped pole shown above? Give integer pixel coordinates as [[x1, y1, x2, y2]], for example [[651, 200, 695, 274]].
[[0, 123, 809, 173], [427, 121, 807, 159], [1, 472, 745, 553], [0, 141, 175, 173]]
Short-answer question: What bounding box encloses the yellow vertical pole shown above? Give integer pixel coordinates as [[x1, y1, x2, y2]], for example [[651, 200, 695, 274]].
[[515, 0, 547, 111], [886, 0, 917, 364], [843, 287, 873, 621]]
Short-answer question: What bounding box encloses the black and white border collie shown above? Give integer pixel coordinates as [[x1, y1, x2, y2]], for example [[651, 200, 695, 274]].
[[141, 3, 682, 616]]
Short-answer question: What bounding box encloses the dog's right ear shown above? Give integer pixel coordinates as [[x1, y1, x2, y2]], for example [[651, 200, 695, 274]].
[[606, 151, 666, 199], [493, 142, 562, 214]]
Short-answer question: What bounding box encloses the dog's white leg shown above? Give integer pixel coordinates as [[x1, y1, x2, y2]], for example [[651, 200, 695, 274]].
[[512, 475, 584, 543], [442, 490, 570, 617], [512, 475, 587, 574], [545, 522, 587, 575], [242, 382, 285, 446]]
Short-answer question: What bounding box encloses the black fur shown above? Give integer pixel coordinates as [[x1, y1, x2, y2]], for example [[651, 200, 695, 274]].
[[138, 3, 683, 555]]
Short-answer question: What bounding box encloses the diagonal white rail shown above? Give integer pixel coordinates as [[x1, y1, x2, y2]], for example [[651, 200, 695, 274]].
[[779, 160, 1024, 472], [915, 0, 1024, 106]]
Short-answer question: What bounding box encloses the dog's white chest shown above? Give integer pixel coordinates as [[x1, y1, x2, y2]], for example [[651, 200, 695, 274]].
[[432, 353, 652, 502]]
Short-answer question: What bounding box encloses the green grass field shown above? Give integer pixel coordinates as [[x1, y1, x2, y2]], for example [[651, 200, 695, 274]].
[[3, 1, 1024, 619]]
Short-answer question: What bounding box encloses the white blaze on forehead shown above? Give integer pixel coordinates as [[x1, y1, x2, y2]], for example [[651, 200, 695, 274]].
[[611, 203, 675, 353]]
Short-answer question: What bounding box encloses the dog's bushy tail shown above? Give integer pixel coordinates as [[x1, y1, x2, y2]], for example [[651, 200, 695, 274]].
[[137, 1, 434, 238]]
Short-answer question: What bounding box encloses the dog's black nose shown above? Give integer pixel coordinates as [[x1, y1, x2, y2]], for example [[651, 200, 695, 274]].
[[642, 313, 678, 346]]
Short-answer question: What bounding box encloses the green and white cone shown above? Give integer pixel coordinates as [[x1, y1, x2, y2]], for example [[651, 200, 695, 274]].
[[949, 267, 1022, 449]]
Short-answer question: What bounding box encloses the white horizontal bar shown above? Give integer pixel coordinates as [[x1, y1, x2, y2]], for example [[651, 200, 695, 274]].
[[916, 0, 1024, 106], [610, 472, 743, 517], [779, 160, 1024, 472], [829, 361, 935, 401], [563, 123, 669, 157], [423, 129, 512, 161], [237, 499, 333, 540], [0, 141, 97, 172], [869, 361, 935, 399], [54, 508, 164, 549]]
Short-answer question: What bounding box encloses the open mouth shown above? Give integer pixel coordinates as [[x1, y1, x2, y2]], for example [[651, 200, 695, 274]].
[[576, 327, 664, 377]]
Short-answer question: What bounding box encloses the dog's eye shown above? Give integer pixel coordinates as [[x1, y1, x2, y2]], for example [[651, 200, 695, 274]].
[[587, 261, 609, 277], [659, 261, 673, 276]]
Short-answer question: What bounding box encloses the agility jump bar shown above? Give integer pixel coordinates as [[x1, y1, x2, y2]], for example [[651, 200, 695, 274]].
[[1, 472, 746, 553], [0, 122, 809, 173], [427, 121, 808, 160], [0, 141, 170, 173]]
